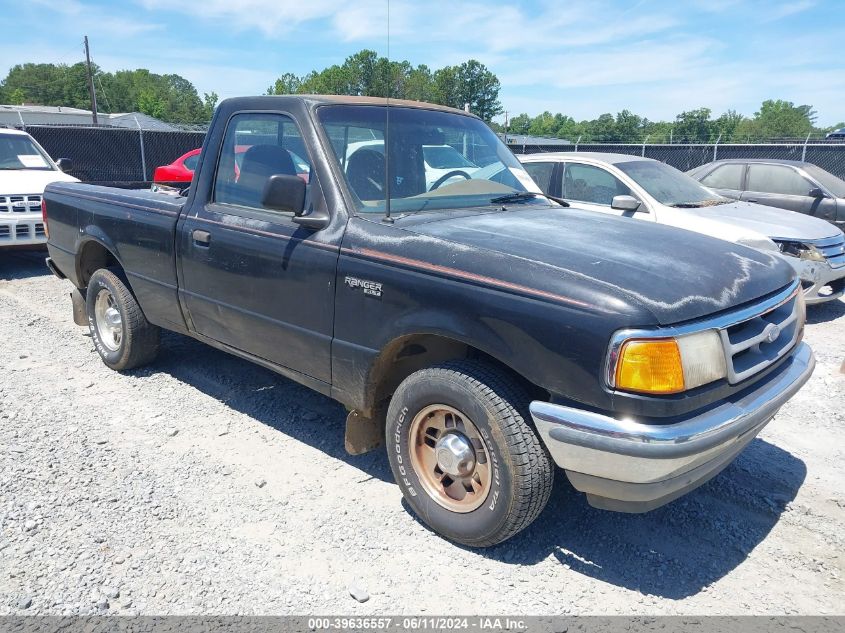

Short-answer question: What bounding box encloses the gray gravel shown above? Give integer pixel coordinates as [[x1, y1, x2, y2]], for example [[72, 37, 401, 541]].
[[0, 250, 843, 615]]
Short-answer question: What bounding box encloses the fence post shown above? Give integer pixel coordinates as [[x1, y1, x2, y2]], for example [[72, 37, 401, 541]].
[[801, 132, 811, 162], [575, 135, 581, 152], [135, 116, 147, 181], [713, 133, 722, 161], [642, 135, 650, 157]]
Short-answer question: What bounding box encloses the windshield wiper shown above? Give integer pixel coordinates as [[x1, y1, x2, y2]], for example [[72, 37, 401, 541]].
[[490, 191, 569, 206]]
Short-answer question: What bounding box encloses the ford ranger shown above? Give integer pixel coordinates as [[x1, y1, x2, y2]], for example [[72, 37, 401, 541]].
[[44, 96, 815, 547]]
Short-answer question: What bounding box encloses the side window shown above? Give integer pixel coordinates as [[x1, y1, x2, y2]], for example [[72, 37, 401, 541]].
[[522, 162, 555, 194], [563, 163, 631, 205], [747, 165, 812, 196], [700, 164, 744, 190], [214, 113, 311, 211], [183, 153, 200, 171]]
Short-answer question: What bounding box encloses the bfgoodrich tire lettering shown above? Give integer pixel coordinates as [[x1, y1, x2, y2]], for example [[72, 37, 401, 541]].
[[386, 360, 553, 547], [86, 268, 160, 371]]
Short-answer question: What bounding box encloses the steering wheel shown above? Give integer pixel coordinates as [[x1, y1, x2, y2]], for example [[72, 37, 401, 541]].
[[430, 170, 472, 190]]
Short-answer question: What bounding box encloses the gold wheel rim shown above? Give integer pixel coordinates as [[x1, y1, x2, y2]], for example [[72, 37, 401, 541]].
[[408, 404, 492, 513]]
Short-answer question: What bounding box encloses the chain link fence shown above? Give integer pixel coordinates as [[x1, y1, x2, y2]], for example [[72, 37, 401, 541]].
[[18, 124, 207, 182], [8, 123, 845, 183], [510, 140, 845, 180]]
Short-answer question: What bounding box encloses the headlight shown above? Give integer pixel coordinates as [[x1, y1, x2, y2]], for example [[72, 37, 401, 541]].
[[776, 240, 826, 261], [737, 236, 780, 252], [611, 330, 727, 395]]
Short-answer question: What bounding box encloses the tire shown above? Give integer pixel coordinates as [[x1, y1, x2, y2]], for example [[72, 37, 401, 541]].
[[386, 359, 553, 547], [86, 268, 160, 371]]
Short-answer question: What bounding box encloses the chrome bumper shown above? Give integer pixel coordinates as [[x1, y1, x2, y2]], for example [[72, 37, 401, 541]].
[[790, 258, 845, 304], [530, 342, 815, 512]]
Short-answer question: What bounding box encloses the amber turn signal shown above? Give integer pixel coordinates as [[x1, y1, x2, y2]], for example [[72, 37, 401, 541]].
[[615, 339, 686, 394]]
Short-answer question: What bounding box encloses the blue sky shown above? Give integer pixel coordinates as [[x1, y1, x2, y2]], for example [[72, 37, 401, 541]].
[[1, 0, 843, 126]]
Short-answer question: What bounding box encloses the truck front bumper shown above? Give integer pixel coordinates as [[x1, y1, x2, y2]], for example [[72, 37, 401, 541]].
[[529, 342, 815, 513]]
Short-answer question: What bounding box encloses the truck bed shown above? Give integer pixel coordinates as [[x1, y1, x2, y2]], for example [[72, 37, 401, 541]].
[[44, 181, 189, 332]]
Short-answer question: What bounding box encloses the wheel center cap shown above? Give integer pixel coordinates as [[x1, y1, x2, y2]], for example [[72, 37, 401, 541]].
[[435, 432, 475, 477], [105, 307, 121, 328]]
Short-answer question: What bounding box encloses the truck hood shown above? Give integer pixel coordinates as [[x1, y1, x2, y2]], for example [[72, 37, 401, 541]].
[[0, 170, 78, 195], [678, 200, 840, 242], [401, 206, 795, 326]]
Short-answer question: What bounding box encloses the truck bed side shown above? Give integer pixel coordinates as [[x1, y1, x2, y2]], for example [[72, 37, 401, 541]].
[[45, 182, 188, 333]]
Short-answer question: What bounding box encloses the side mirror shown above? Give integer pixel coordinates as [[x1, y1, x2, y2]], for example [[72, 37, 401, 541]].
[[261, 174, 306, 214], [611, 195, 643, 212], [56, 158, 73, 173], [808, 187, 826, 198]]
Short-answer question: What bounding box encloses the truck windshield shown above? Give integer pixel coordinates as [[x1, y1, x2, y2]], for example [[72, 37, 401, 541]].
[[616, 160, 729, 208], [0, 133, 54, 171], [317, 105, 543, 214]]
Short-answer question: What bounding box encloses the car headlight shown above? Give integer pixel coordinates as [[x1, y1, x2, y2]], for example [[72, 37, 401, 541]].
[[611, 330, 727, 395], [775, 240, 826, 262], [737, 236, 780, 252]]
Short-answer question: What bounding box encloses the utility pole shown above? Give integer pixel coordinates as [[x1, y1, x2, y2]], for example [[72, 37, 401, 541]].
[[84, 36, 99, 126]]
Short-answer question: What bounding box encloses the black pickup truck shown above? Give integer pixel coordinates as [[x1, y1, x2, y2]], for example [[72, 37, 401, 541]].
[[44, 96, 815, 547]]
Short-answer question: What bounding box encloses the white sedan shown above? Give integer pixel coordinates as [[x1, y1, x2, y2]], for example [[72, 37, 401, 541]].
[[519, 152, 845, 304]]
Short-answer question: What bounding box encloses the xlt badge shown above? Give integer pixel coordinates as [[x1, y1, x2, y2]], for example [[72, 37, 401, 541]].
[[345, 276, 383, 298]]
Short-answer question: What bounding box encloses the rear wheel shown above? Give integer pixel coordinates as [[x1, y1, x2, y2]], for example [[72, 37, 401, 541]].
[[86, 268, 160, 371], [386, 360, 553, 547]]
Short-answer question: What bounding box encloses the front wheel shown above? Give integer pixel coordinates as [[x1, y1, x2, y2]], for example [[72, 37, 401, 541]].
[[86, 268, 160, 371], [386, 360, 553, 547]]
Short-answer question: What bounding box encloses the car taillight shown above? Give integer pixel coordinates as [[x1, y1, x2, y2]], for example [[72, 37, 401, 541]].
[[42, 199, 49, 238]]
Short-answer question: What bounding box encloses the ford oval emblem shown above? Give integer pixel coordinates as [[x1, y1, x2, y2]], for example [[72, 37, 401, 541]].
[[763, 323, 781, 344]]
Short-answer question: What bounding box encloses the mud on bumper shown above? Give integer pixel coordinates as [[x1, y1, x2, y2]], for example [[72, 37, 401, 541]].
[[529, 342, 815, 512]]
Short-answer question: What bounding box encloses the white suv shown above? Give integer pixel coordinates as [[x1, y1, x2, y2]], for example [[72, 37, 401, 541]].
[[0, 128, 78, 248]]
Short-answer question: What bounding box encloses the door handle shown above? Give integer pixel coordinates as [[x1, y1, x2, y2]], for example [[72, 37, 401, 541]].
[[192, 229, 211, 246], [747, 198, 758, 203]]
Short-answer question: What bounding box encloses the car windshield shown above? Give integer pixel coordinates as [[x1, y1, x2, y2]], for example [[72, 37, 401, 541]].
[[804, 164, 845, 198], [318, 104, 543, 215], [616, 160, 728, 207], [0, 133, 54, 171]]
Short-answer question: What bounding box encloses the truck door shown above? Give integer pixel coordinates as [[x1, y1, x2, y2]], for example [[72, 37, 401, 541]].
[[177, 112, 338, 384]]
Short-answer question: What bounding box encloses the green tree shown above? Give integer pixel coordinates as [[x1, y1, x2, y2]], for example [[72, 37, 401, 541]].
[[752, 99, 815, 139], [673, 108, 715, 142], [266, 73, 302, 95]]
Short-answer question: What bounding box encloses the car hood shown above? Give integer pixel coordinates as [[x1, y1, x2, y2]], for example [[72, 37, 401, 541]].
[[0, 170, 78, 195], [400, 205, 794, 326], [677, 200, 840, 242]]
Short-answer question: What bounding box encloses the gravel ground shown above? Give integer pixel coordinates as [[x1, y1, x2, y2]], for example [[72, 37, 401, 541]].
[[0, 250, 843, 616]]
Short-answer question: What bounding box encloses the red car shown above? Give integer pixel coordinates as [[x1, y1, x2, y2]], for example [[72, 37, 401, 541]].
[[153, 149, 201, 182], [153, 147, 310, 183]]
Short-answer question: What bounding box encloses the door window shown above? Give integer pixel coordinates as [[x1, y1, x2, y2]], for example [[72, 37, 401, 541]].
[[700, 164, 744, 190], [563, 163, 631, 204], [746, 164, 812, 196], [214, 113, 311, 211], [522, 162, 555, 194]]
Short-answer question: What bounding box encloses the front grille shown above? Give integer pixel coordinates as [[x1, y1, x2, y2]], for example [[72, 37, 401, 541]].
[[0, 194, 42, 214], [813, 234, 845, 268], [34, 223, 46, 237], [15, 225, 30, 239], [719, 287, 802, 384], [0, 225, 9, 239]]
